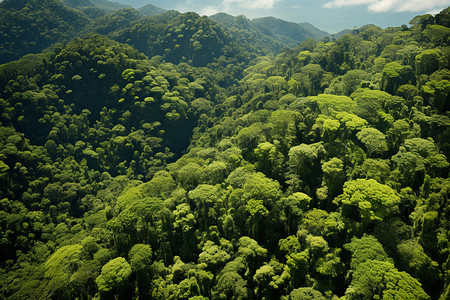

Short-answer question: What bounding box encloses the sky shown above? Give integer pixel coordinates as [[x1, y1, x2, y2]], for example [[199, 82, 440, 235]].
[[114, 0, 448, 33]]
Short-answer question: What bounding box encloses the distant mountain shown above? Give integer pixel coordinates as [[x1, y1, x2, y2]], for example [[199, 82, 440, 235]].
[[62, 0, 93, 8], [298, 22, 330, 39], [91, 0, 130, 10], [138, 3, 166, 16], [210, 12, 252, 31], [209, 12, 286, 53], [333, 28, 352, 39], [211, 13, 329, 50], [251, 17, 329, 46], [62, 0, 130, 11]]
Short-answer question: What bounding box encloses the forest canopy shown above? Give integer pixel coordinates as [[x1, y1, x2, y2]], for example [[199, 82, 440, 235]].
[[0, 1, 449, 300]]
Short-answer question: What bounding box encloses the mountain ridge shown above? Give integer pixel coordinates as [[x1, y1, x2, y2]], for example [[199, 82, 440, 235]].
[[62, 0, 131, 10], [211, 12, 330, 47], [138, 3, 166, 16]]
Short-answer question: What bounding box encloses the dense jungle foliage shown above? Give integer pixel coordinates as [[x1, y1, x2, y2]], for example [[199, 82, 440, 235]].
[[0, 1, 449, 299]]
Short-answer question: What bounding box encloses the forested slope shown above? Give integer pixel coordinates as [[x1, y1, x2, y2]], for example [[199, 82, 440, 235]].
[[109, 11, 254, 67], [0, 3, 449, 300], [251, 17, 329, 44], [210, 13, 328, 51], [0, 0, 91, 63], [62, 0, 131, 11], [138, 3, 166, 16]]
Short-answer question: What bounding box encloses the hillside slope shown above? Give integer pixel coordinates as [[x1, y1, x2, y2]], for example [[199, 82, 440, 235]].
[[211, 13, 329, 48], [109, 11, 270, 67], [0, 0, 91, 63], [138, 3, 166, 16], [251, 16, 329, 45]]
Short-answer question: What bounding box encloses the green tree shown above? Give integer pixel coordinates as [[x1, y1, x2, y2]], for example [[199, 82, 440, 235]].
[[334, 179, 400, 224], [423, 24, 450, 46], [380, 62, 415, 94], [265, 76, 287, 95], [237, 236, 268, 277], [415, 49, 444, 76], [346, 260, 430, 300], [344, 235, 393, 269], [246, 198, 269, 241], [286, 251, 309, 289], [357, 128, 388, 157], [279, 192, 311, 235], [172, 203, 197, 261], [188, 184, 221, 230], [351, 89, 392, 126], [310, 94, 357, 114], [129, 244, 153, 299], [387, 119, 421, 151], [254, 142, 278, 178], [342, 69, 369, 96], [289, 287, 326, 300], [360, 158, 390, 183], [236, 123, 270, 159], [321, 157, 346, 200], [242, 172, 281, 209], [198, 240, 231, 273], [268, 110, 302, 153], [287, 142, 325, 192], [300, 209, 345, 243], [43, 244, 84, 299], [397, 239, 442, 297], [213, 269, 248, 299], [301, 64, 325, 95], [421, 79, 450, 111], [253, 264, 275, 298], [96, 257, 133, 299]]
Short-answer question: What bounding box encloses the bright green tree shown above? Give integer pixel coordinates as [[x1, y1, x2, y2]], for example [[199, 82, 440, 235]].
[[96, 257, 132, 298], [357, 128, 388, 157], [334, 179, 400, 223]]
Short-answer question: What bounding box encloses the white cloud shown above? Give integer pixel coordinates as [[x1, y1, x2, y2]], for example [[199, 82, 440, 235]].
[[199, 6, 221, 15], [223, 0, 281, 9], [367, 0, 400, 12], [193, 0, 281, 16], [393, 0, 450, 12], [323, 0, 374, 9], [323, 0, 450, 13]]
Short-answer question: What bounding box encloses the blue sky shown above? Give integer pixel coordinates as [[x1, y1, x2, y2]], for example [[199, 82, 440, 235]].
[[115, 0, 450, 33]]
